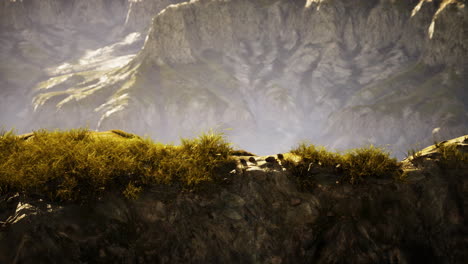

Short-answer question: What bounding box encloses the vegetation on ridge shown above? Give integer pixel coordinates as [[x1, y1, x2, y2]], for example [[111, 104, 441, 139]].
[[0, 128, 234, 202], [0, 128, 465, 202], [288, 143, 401, 186], [288, 136, 467, 190], [435, 139, 468, 169]]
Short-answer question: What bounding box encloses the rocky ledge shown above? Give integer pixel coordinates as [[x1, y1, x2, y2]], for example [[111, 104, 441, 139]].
[[0, 136, 467, 264]]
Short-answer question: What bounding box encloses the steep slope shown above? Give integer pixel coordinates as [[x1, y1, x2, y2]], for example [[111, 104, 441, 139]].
[[0, 0, 127, 129], [123, 0, 187, 33], [0, 135, 466, 263], [0, 0, 185, 130], [13, 0, 468, 156]]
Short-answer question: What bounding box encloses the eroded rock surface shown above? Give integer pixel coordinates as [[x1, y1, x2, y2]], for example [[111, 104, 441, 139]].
[[0, 136, 466, 263], [0, 0, 186, 131]]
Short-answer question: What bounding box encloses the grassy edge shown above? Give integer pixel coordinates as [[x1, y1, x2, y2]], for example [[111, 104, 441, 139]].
[[0, 128, 235, 202]]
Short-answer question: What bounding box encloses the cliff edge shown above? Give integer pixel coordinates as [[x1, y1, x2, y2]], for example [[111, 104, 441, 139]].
[[0, 134, 466, 263]]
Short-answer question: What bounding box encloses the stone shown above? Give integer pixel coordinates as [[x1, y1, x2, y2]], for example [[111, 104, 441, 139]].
[[223, 209, 243, 221], [290, 198, 302, 207], [239, 159, 248, 167]]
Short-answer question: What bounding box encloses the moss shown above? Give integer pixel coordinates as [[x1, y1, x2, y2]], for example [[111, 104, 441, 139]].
[[0, 128, 235, 202]]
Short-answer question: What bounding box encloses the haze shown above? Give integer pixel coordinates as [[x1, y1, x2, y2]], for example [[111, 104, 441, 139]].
[[1, 0, 467, 158]]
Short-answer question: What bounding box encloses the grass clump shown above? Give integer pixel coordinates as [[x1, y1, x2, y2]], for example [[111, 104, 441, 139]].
[[288, 143, 400, 186], [290, 143, 343, 167], [342, 146, 400, 184], [406, 148, 422, 161], [173, 131, 233, 186], [0, 129, 22, 163], [0, 128, 234, 202], [436, 141, 468, 169]]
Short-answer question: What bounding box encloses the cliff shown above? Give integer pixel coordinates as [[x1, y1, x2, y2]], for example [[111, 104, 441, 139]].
[[0, 0, 184, 131], [0, 134, 466, 263], [26, 0, 468, 157], [124, 0, 187, 33]]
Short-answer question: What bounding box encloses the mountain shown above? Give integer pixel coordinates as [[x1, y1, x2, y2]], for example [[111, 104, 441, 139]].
[[0, 0, 182, 130], [0, 134, 466, 263], [1, 0, 467, 157]]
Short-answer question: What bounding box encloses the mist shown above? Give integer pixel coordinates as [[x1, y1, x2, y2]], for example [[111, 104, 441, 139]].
[[1, 0, 467, 159]]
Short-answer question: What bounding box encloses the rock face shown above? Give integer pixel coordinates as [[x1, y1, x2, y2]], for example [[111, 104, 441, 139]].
[[0, 0, 128, 31], [124, 0, 187, 33], [0, 136, 467, 263], [0, 0, 125, 131], [0, 0, 184, 131], [23, 0, 467, 157]]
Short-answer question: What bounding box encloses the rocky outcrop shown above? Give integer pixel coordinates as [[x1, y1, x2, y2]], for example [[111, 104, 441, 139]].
[[0, 0, 127, 130], [0, 0, 184, 132], [0, 136, 466, 263], [124, 0, 187, 33], [27, 0, 468, 157]]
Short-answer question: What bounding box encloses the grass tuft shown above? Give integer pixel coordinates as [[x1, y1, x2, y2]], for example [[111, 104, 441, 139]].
[[436, 142, 468, 169], [288, 143, 400, 186], [0, 128, 234, 202], [342, 146, 400, 184], [290, 142, 342, 168], [405, 148, 422, 161]]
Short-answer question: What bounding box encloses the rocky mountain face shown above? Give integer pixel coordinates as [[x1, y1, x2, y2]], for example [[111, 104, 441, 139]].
[[0, 0, 183, 129], [0, 0, 123, 129], [1, 0, 467, 157], [124, 0, 186, 33], [0, 136, 467, 263]]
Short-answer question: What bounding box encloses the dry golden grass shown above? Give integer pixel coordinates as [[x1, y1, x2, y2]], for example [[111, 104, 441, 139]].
[[435, 140, 468, 169], [0, 128, 234, 201], [288, 142, 400, 185]]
